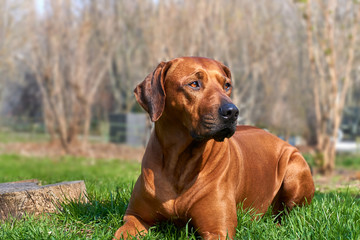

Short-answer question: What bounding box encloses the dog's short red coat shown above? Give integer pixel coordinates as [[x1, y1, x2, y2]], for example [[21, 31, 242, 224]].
[[114, 57, 315, 239]]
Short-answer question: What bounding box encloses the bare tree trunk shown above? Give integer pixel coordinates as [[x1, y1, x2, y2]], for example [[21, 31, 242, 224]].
[[301, 0, 360, 174], [23, 0, 115, 153], [43, 104, 57, 143]]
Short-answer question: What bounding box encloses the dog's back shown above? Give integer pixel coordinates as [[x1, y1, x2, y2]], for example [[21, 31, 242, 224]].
[[230, 125, 314, 213]]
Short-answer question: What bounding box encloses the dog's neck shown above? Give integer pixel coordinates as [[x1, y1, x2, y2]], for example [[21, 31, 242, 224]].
[[155, 114, 196, 161], [153, 115, 208, 187]]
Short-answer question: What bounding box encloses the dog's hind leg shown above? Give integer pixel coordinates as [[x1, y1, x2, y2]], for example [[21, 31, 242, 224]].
[[272, 151, 315, 216]]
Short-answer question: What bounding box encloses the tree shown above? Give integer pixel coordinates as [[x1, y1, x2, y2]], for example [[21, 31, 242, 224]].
[[0, 0, 30, 116], [0, 0, 24, 87], [109, 0, 151, 113], [26, 0, 115, 151], [2, 0, 359, 161], [296, 0, 360, 174]]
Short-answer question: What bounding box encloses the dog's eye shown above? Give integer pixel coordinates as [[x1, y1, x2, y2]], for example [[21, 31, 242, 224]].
[[224, 82, 232, 91], [189, 81, 200, 89]]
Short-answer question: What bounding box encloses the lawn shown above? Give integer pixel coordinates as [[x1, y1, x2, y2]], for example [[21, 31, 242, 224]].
[[0, 154, 359, 240]]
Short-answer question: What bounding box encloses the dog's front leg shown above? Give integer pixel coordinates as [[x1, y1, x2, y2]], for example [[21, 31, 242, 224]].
[[189, 199, 238, 240], [113, 214, 149, 240]]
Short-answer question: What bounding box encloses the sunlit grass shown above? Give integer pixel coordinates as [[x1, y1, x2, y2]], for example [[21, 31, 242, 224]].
[[0, 154, 359, 239]]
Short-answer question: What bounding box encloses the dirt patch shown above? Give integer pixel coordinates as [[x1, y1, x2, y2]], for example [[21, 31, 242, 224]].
[[0, 142, 145, 162]]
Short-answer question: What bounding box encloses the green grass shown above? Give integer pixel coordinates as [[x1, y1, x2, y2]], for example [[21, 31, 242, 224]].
[[303, 153, 360, 170], [0, 154, 359, 239], [0, 154, 140, 194], [0, 130, 49, 143], [336, 153, 360, 169]]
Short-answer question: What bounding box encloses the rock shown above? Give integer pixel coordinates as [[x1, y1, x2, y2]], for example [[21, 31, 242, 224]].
[[0, 179, 87, 220]]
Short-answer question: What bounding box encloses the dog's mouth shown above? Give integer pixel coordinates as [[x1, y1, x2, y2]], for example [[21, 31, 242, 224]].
[[191, 122, 236, 142], [212, 126, 236, 142]]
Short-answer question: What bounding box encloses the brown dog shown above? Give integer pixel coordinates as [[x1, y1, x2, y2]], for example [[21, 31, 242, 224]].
[[114, 57, 315, 239]]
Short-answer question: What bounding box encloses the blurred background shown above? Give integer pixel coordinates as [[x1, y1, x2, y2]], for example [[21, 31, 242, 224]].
[[0, 0, 359, 182]]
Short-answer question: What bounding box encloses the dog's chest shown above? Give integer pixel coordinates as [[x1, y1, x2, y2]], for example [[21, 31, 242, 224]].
[[158, 191, 197, 221], [153, 172, 206, 220], [143, 144, 211, 219], [142, 168, 198, 220]]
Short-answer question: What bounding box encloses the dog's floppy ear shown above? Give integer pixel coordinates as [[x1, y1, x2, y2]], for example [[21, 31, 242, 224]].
[[220, 63, 232, 80], [134, 61, 172, 122]]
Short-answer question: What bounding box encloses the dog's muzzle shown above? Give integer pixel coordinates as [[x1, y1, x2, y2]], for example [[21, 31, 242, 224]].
[[192, 103, 239, 142], [211, 103, 239, 141]]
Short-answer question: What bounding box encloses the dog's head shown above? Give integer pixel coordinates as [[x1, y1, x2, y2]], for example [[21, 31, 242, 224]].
[[134, 57, 238, 142]]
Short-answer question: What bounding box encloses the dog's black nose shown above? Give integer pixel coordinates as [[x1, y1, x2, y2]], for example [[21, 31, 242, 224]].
[[219, 103, 239, 121]]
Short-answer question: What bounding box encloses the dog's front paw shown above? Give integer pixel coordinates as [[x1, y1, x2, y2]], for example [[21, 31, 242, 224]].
[[113, 215, 149, 240]]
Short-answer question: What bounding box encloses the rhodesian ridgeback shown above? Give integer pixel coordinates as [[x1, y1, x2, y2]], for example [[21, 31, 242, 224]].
[[114, 57, 315, 239]]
